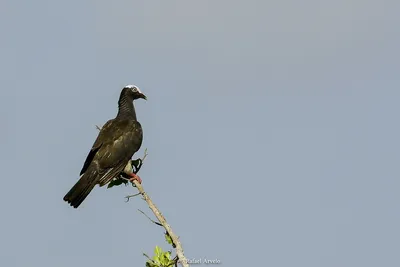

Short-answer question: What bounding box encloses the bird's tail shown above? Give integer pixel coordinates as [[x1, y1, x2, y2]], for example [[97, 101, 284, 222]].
[[63, 169, 98, 208]]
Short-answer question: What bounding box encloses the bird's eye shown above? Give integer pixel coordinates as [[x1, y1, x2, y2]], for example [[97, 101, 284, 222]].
[[124, 84, 141, 94]]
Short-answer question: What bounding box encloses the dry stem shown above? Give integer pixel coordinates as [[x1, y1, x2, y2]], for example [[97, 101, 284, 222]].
[[131, 179, 189, 267], [96, 125, 189, 266]]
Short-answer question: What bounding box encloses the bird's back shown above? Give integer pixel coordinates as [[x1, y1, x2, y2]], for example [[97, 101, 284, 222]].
[[94, 118, 143, 169]]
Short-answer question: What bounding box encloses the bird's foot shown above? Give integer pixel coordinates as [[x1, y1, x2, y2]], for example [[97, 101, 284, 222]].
[[129, 173, 142, 184]]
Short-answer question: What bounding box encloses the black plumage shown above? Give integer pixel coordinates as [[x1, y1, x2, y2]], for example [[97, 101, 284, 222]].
[[64, 85, 147, 208]]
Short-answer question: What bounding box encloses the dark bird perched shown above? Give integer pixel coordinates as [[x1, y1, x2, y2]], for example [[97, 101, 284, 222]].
[[63, 85, 147, 208]]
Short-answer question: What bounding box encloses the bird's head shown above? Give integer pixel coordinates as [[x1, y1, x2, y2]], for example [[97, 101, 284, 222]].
[[122, 84, 147, 101]]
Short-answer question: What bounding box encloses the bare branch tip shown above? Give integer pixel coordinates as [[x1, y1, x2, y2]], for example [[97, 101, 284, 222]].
[[142, 148, 149, 162], [138, 209, 163, 226], [125, 193, 142, 202]]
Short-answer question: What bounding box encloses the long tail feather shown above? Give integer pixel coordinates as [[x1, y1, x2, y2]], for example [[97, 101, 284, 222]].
[[63, 170, 98, 208]]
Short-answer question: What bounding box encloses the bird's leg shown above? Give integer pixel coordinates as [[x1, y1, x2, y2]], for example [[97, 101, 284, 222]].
[[128, 173, 142, 184], [123, 160, 142, 184]]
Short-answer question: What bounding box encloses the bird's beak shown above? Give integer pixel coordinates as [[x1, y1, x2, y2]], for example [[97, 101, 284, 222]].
[[139, 93, 147, 100]]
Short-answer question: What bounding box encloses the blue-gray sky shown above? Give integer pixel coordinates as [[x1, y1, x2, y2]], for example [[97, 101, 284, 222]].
[[1, 1, 400, 266]]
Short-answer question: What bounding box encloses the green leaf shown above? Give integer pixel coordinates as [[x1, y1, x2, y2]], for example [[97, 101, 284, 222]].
[[152, 256, 160, 265], [155, 246, 163, 258], [144, 253, 157, 267], [146, 246, 175, 267], [151, 246, 162, 265], [160, 251, 172, 266], [145, 262, 157, 267], [164, 232, 176, 248], [160, 254, 167, 265], [107, 177, 128, 188], [164, 232, 173, 245]]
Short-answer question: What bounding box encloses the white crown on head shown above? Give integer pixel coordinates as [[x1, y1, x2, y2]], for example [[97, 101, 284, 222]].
[[124, 84, 142, 93]]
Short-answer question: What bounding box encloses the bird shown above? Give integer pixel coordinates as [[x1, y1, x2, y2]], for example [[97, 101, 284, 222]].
[[63, 85, 147, 208]]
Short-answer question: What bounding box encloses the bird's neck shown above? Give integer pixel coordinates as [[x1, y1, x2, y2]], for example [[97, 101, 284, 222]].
[[117, 97, 137, 120]]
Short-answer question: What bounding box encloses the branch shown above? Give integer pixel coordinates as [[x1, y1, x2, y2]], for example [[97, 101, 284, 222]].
[[125, 193, 141, 202], [131, 179, 189, 267], [96, 125, 188, 266], [137, 209, 163, 226]]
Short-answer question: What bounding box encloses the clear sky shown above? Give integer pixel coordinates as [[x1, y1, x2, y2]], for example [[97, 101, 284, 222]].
[[1, 1, 400, 266]]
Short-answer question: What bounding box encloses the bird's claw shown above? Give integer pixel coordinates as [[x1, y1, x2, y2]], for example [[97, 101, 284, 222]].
[[129, 173, 142, 184]]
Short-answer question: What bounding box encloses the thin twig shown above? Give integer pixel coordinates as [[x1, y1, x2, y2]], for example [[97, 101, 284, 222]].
[[142, 148, 148, 162], [138, 209, 163, 226], [125, 193, 142, 202], [143, 253, 154, 263], [174, 256, 179, 267]]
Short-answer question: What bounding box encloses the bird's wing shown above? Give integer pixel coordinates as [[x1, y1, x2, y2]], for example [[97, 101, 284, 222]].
[[64, 120, 141, 208], [79, 119, 115, 175], [79, 119, 142, 187], [96, 120, 143, 186]]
